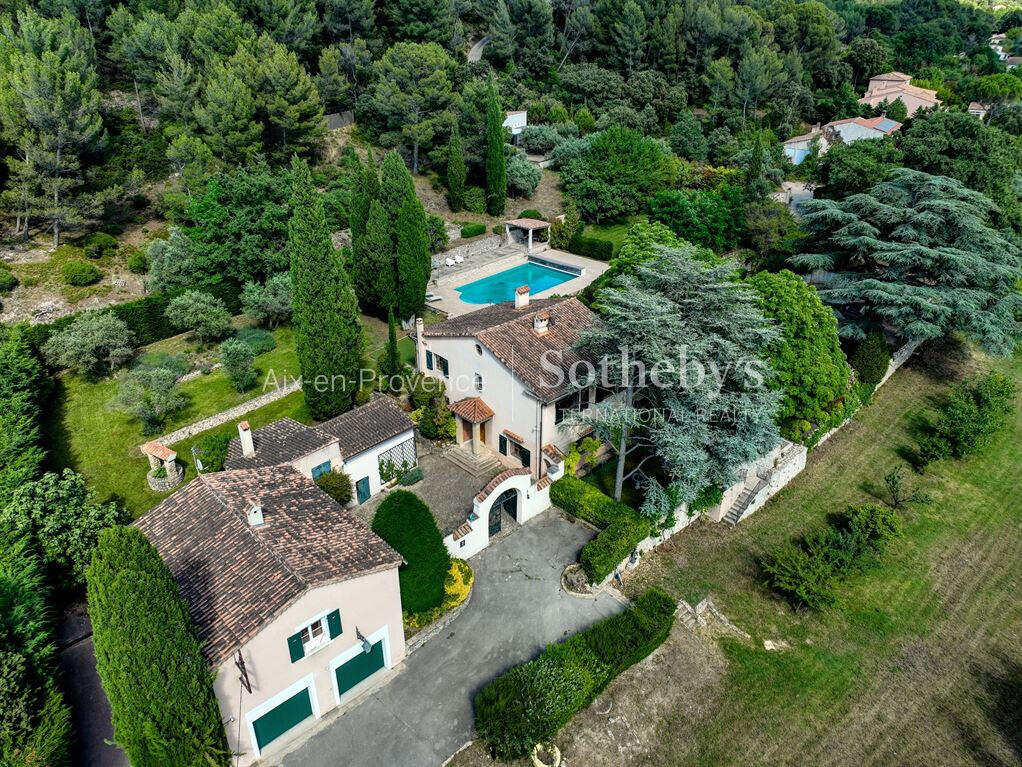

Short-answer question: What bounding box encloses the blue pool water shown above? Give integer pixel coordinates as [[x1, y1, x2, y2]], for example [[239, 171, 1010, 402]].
[[456, 262, 577, 304]]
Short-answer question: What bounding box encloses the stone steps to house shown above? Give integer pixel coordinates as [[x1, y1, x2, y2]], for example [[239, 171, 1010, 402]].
[[444, 447, 502, 478], [723, 489, 755, 527]]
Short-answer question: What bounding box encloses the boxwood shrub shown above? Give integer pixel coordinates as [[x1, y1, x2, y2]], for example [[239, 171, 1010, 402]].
[[550, 475, 635, 528], [460, 222, 487, 238], [567, 234, 614, 261], [60, 259, 102, 286], [850, 330, 890, 388], [371, 490, 451, 613], [0, 267, 18, 293], [475, 588, 675, 760], [580, 516, 650, 583]]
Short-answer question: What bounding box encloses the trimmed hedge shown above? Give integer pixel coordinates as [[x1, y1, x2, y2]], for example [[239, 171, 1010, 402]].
[[567, 234, 614, 261], [20, 282, 243, 356], [551, 476, 650, 583], [86, 526, 230, 766], [371, 490, 451, 613], [460, 222, 487, 238], [475, 589, 675, 760], [580, 516, 650, 583], [850, 330, 890, 388], [550, 475, 635, 528]]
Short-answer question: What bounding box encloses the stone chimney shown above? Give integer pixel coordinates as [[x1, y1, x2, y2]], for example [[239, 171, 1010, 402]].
[[246, 500, 264, 527], [515, 284, 530, 309], [533, 310, 549, 335], [238, 421, 255, 457]]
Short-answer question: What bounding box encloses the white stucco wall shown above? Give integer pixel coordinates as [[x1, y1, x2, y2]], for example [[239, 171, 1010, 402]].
[[340, 429, 416, 503], [214, 567, 404, 765], [287, 442, 343, 479]]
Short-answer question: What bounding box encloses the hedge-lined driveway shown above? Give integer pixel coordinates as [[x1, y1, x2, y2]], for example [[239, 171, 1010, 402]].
[[279, 509, 624, 767]]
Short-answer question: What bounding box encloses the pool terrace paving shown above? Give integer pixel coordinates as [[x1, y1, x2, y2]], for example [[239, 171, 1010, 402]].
[[429, 246, 609, 317]]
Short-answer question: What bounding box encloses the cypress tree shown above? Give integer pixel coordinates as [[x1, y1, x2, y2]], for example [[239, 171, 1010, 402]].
[[87, 526, 230, 767], [446, 127, 466, 212], [363, 199, 398, 313], [349, 157, 372, 249], [379, 151, 413, 247], [289, 157, 365, 418], [396, 191, 430, 318], [378, 307, 402, 380], [485, 80, 507, 216]]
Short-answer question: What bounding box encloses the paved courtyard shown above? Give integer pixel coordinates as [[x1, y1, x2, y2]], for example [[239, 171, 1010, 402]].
[[275, 510, 624, 767]]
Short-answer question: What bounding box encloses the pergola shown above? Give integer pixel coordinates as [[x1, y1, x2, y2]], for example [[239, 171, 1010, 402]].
[[503, 217, 550, 254]]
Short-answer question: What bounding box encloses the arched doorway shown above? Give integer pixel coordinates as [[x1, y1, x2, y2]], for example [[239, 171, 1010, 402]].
[[488, 488, 518, 536]]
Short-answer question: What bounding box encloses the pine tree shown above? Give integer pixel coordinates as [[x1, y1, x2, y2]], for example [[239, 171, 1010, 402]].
[[485, 80, 507, 216], [446, 128, 466, 211], [485, 0, 515, 68], [154, 53, 199, 128], [289, 158, 365, 418], [396, 190, 430, 318], [322, 0, 376, 42], [249, 35, 326, 161], [362, 198, 397, 312], [194, 60, 262, 165], [385, 0, 452, 46]]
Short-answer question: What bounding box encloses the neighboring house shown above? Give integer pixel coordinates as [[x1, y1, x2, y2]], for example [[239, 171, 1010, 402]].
[[783, 116, 900, 165], [969, 101, 991, 119], [135, 466, 405, 764], [858, 71, 941, 116], [1007, 56, 1022, 70], [503, 110, 527, 137], [782, 130, 828, 165], [225, 395, 416, 505], [415, 288, 602, 481], [991, 33, 1008, 60]]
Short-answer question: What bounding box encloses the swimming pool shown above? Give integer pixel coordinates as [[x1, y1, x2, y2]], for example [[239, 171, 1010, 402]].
[[455, 261, 579, 304]]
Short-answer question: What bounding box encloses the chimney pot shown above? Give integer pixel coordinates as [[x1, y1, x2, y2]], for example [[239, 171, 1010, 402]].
[[246, 501, 264, 527], [514, 285, 530, 309], [238, 421, 255, 458], [533, 310, 549, 334]]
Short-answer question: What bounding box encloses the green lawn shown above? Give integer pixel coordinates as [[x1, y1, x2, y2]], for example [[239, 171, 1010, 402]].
[[48, 312, 429, 518], [618, 344, 1022, 765], [580, 215, 647, 256]]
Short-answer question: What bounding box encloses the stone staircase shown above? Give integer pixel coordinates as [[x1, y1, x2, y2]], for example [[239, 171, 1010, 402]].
[[723, 478, 767, 527], [444, 446, 502, 478]]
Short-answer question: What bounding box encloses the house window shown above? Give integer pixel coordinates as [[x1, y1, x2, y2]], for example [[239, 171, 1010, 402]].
[[475, 343, 483, 355], [287, 610, 342, 663], [425, 350, 434, 371], [555, 390, 589, 424], [435, 354, 449, 377], [311, 461, 331, 479], [300, 618, 326, 651], [474, 373, 483, 392], [459, 539, 466, 548]]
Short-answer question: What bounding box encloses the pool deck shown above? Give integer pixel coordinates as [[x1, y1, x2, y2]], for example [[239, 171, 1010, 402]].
[[427, 246, 609, 317]]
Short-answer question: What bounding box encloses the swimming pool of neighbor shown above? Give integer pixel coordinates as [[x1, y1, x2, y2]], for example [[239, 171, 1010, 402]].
[[455, 261, 580, 304]]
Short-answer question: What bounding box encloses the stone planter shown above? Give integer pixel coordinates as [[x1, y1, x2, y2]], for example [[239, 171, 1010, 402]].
[[147, 463, 184, 492], [531, 742, 561, 767]]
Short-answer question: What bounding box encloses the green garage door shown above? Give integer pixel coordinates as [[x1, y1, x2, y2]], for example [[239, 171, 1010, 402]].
[[252, 687, 313, 751], [335, 640, 385, 696]]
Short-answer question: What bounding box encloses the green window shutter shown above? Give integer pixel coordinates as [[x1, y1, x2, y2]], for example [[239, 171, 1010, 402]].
[[327, 609, 342, 639], [287, 632, 305, 663], [425, 350, 433, 370], [520, 447, 531, 468], [498, 435, 508, 455]]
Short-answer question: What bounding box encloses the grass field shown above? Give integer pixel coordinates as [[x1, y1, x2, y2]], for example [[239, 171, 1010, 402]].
[[615, 342, 1022, 766], [581, 215, 648, 255], [48, 313, 423, 518], [452, 341, 1022, 767]]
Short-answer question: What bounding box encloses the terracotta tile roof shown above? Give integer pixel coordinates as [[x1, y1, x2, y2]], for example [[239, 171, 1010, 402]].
[[423, 297, 601, 402], [452, 522, 473, 541], [450, 397, 495, 423], [317, 395, 414, 458], [502, 428, 525, 444], [542, 443, 564, 461], [536, 476, 552, 490], [476, 467, 531, 502], [505, 218, 550, 230], [135, 466, 402, 667], [870, 71, 912, 83], [141, 441, 176, 461], [225, 418, 336, 470]]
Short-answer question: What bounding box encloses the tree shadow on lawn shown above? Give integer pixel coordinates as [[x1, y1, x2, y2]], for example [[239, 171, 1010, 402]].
[[952, 652, 1022, 766]]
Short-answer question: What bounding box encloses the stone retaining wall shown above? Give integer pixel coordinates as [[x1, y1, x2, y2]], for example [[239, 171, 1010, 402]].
[[150, 379, 301, 447], [432, 235, 502, 267]]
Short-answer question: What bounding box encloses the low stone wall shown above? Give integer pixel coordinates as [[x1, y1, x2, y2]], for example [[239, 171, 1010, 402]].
[[147, 463, 184, 492], [151, 379, 301, 447], [405, 583, 473, 655], [432, 235, 502, 267]]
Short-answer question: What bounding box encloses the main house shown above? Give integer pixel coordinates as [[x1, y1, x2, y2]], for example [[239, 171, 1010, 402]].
[[135, 465, 405, 764], [415, 287, 605, 481], [224, 395, 416, 505], [783, 115, 902, 165]]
